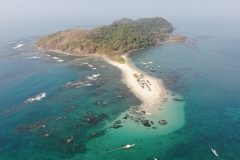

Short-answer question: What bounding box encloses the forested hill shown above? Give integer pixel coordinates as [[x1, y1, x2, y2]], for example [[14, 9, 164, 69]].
[[35, 17, 185, 60]]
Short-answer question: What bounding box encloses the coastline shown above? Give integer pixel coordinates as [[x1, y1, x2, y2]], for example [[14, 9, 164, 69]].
[[84, 51, 185, 158], [103, 54, 167, 109], [35, 38, 185, 58], [35, 39, 185, 112], [35, 41, 186, 159]]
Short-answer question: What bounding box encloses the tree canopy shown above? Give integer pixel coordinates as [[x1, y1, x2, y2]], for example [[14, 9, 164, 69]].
[[35, 17, 184, 59]]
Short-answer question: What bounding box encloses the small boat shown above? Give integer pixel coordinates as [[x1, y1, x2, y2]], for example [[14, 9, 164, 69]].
[[123, 144, 135, 149], [149, 68, 156, 72], [211, 148, 219, 158], [145, 112, 152, 115]]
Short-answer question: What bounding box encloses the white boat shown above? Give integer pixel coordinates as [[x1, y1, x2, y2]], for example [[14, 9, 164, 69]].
[[122, 144, 135, 149], [145, 112, 152, 115], [211, 148, 219, 158]]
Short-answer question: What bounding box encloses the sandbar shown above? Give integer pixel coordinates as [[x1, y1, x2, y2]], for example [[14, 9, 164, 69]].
[[103, 54, 167, 110]]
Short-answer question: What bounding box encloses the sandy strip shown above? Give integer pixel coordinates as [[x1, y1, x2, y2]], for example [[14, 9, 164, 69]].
[[104, 55, 167, 108], [41, 47, 167, 108]]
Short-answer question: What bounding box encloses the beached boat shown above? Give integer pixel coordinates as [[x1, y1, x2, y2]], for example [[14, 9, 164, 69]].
[[211, 148, 219, 158], [123, 144, 135, 149]]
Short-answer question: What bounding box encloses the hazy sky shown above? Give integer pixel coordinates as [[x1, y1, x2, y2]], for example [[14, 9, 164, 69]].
[[1, 0, 239, 23], [0, 0, 239, 42]]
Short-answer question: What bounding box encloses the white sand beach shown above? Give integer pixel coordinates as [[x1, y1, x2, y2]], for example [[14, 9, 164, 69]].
[[83, 54, 185, 158], [101, 53, 185, 134], [104, 54, 167, 109]]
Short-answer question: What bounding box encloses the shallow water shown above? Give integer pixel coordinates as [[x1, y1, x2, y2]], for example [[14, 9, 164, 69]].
[[1, 16, 240, 159], [0, 40, 142, 159], [127, 16, 240, 159]]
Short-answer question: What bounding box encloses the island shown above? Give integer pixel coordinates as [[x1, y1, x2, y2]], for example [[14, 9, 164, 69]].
[[35, 17, 185, 61], [35, 17, 185, 118]]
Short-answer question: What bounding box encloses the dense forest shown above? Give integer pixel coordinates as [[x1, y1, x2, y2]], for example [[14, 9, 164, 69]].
[[35, 17, 185, 60]]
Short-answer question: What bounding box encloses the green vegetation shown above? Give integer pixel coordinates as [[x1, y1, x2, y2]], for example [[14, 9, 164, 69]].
[[35, 17, 185, 59], [117, 57, 125, 64], [133, 74, 139, 78]]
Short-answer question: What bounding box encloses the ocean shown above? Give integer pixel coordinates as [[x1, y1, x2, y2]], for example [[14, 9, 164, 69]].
[[0, 16, 240, 159]]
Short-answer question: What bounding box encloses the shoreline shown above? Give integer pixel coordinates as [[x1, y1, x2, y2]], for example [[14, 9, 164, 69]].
[[36, 41, 185, 137], [103, 54, 167, 109], [84, 52, 185, 157], [35, 40, 182, 111], [35, 38, 185, 59]]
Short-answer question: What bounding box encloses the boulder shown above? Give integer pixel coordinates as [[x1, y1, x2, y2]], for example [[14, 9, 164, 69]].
[[142, 120, 151, 127], [159, 120, 167, 125]]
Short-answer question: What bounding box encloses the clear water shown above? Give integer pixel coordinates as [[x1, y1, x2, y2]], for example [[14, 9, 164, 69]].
[[1, 16, 240, 159], [128, 16, 240, 159], [0, 40, 141, 159]]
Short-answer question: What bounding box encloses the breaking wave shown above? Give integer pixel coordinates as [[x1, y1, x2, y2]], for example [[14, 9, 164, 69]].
[[25, 92, 46, 103]]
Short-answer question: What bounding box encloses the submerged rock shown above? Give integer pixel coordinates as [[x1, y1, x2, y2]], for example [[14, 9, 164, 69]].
[[65, 106, 77, 113], [44, 132, 53, 137], [34, 123, 46, 129], [113, 124, 122, 129], [82, 112, 109, 125], [142, 120, 151, 127], [159, 120, 167, 125], [66, 136, 74, 143], [87, 130, 106, 141], [123, 116, 128, 119], [115, 120, 122, 124], [173, 98, 184, 102], [117, 93, 125, 98]]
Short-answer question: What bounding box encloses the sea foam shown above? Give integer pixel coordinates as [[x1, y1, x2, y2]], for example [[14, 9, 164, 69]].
[[25, 92, 46, 103], [13, 43, 25, 49], [52, 57, 60, 59], [56, 59, 64, 62]]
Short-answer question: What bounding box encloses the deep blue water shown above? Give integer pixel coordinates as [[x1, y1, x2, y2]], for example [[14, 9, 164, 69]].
[[1, 16, 240, 159]]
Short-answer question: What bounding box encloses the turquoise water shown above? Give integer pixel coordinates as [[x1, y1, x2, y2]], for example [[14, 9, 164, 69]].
[[1, 16, 240, 159], [0, 41, 141, 159], [128, 16, 240, 159]]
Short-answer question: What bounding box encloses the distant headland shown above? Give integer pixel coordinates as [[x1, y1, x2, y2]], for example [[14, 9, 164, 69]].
[[35, 17, 185, 61]]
